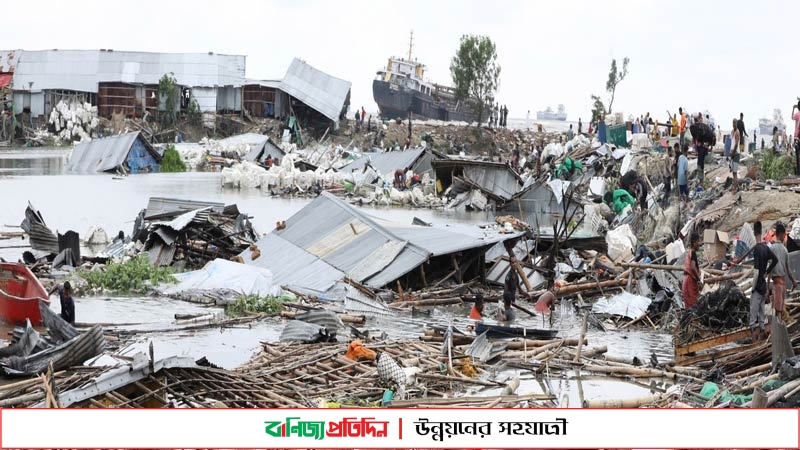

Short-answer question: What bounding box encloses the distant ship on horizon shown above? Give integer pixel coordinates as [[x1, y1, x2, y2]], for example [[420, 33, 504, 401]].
[[536, 104, 567, 121], [372, 32, 477, 123], [759, 108, 785, 135]]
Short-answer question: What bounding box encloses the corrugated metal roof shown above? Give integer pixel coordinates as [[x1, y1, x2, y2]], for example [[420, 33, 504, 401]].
[[240, 233, 345, 292], [144, 197, 224, 220], [340, 148, 427, 176], [0, 50, 20, 73], [246, 79, 282, 89], [67, 131, 156, 173], [432, 159, 521, 201], [279, 58, 351, 123], [462, 165, 519, 201], [239, 192, 520, 291], [11, 50, 245, 93]]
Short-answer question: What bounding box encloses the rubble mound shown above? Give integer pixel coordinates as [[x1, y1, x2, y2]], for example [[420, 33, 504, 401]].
[[678, 281, 749, 343]]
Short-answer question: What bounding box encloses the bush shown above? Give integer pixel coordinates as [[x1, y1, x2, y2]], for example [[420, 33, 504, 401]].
[[160, 144, 186, 173], [761, 149, 795, 181], [79, 254, 177, 293], [226, 295, 284, 317]]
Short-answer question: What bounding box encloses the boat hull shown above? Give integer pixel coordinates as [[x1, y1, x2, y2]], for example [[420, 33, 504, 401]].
[[373, 79, 476, 123], [0, 263, 50, 326], [475, 322, 558, 340]]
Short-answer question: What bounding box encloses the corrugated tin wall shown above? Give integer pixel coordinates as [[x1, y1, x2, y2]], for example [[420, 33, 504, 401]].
[[216, 86, 240, 111], [126, 138, 160, 173], [193, 87, 216, 112]]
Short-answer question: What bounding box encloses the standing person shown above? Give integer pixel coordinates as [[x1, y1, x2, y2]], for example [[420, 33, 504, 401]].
[[772, 126, 780, 150], [526, 110, 531, 130], [737, 113, 748, 153], [682, 232, 702, 309], [769, 222, 796, 324], [679, 107, 687, 147], [360, 106, 366, 127], [578, 118, 583, 134], [47, 281, 75, 324], [677, 146, 689, 205], [354, 110, 360, 131], [503, 105, 509, 128], [566, 124, 574, 141], [694, 114, 708, 182], [735, 221, 779, 341], [793, 100, 800, 175], [731, 119, 741, 193], [588, 121, 593, 134], [662, 146, 674, 205]]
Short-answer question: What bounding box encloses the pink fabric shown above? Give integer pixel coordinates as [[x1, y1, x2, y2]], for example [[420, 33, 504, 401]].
[[793, 110, 800, 139]]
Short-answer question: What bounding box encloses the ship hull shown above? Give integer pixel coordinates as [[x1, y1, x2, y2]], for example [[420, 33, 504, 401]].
[[373, 80, 476, 123]]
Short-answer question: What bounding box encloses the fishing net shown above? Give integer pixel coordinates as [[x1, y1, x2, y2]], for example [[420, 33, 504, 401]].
[[677, 281, 749, 344]]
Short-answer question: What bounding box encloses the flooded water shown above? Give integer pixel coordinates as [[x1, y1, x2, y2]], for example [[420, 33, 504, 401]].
[[0, 149, 674, 404]]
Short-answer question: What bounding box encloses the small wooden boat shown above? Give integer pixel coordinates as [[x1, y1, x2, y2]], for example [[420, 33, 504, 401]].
[[0, 263, 50, 326], [475, 322, 558, 340]]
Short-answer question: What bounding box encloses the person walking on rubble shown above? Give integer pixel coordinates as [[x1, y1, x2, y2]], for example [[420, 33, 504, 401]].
[[678, 107, 687, 147], [662, 146, 673, 206], [48, 281, 75, 325], [578, 118, 583, 135], [793, 100, 800, 175], [730, 118, 741, 193], [734, 221, 778, 341], [693, 114, 708, 183], [676, 146, 689, 206], [769, 222, 796, 324], [682, 232, 702, 309]]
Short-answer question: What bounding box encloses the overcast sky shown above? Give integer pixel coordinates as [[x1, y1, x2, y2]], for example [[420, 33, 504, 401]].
[[4, 0, 799, 132]]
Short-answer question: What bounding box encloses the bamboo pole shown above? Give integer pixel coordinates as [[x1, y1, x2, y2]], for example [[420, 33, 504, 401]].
[[554, 277, 629, 295], [279, 310, 365, 324], [621, 262, 684, 272], [574, 312, 589, 362], [583, 393, 663, 408]]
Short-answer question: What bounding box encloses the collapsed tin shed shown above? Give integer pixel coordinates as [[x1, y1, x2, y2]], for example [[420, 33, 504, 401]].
[[238, 192, 521, 293], [66, 131, 161, 174]]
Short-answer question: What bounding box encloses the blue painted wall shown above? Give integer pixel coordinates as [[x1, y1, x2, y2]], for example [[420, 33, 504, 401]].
[[126, 138, 160, 173]]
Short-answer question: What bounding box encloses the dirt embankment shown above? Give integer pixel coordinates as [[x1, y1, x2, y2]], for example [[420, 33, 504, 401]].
[[711, 190, 800, 233]]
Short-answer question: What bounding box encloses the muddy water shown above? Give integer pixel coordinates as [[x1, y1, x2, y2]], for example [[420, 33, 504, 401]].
[[1, 150, 674, 404]]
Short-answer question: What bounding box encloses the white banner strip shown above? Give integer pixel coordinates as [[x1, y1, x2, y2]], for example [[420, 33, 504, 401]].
[[2, 408, 798, 448]]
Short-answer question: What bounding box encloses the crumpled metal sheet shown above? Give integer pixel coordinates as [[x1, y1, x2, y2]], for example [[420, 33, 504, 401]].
[[592, 292, 652, 320]]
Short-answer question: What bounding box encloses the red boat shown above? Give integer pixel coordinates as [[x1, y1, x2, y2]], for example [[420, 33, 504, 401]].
[[0, 263, 51, 326]]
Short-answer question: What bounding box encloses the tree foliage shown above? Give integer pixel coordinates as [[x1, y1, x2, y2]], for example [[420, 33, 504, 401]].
[[158, 72, 180, 126], [605, 57, 629, 114], [450, 35, 501, 125], [79, 254, 176, 293], [590, 95, 606, 124], [160, 144, 186, 173]]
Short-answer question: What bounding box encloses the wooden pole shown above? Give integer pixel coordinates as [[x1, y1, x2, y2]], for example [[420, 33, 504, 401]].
[[751, 388, 768, 408], [574, 312, 589, 362]]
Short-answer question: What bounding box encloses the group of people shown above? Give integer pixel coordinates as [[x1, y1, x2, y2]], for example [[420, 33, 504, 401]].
[[353, 106, 370, 131], [489, 103, 509, 128], [468, 260, 557, 326], [682, 220, 796, 342]]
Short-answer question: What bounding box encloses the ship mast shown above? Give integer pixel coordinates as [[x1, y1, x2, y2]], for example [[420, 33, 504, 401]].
[[408, 30, 414, 60]]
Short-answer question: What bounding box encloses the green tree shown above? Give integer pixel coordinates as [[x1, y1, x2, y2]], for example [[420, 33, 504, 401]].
[[160, 144, 186, 173], [158, 73, 180, 126], [590, 95, 606, 124], [450, 35, 501, 125], [604, 57, 629, 114]]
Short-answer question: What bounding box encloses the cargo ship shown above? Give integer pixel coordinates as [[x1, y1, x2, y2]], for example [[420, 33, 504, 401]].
[[536, 104, 567, 121], [372, 32, 477, 122]]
